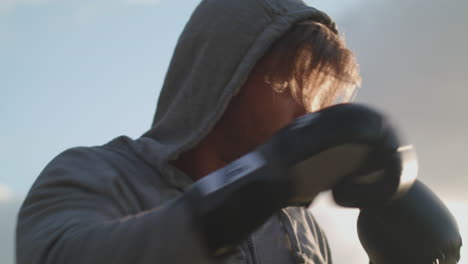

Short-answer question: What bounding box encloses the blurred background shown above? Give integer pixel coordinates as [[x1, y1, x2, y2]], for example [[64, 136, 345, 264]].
[[1, 0, 467, 263]]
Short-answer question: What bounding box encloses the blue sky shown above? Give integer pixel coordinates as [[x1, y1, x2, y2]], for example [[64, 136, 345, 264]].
[[1, 1, 467, 263], [2, 0, 199, 195]]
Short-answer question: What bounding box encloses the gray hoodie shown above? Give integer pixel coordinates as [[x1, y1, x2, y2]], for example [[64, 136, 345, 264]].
[[16, 0, 334, 263]]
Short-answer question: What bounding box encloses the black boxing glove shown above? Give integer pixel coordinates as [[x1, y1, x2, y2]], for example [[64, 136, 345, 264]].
[[183, 103, 417, 255], [357, 180, 463, 264]]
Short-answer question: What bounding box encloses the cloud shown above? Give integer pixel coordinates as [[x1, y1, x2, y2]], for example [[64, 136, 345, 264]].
[[0, 0, 50, 16], [74, 4, 98, 25], [124, 0, 161, 5], [0, 184, 13, 202]]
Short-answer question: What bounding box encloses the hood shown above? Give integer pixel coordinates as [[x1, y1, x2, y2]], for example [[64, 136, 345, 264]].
[[139, 0, 336, 189]]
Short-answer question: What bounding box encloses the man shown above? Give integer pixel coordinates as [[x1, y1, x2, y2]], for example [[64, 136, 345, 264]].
[[16, 1, 361, 263]]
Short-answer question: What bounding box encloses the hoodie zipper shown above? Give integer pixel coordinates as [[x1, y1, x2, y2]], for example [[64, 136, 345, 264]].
[[247, 236, 257, 264]]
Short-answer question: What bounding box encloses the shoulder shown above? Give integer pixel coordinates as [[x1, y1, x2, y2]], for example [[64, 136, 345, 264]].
[[36, 137, 147, 184], [25, 136, 177, 215], [30, 136, 162, 203]]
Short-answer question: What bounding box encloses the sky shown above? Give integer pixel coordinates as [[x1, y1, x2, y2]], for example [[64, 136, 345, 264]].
[[1, 0, 467, 263]]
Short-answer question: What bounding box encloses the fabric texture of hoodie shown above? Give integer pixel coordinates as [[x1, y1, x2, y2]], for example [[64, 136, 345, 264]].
[[17, 0, 336, 263]]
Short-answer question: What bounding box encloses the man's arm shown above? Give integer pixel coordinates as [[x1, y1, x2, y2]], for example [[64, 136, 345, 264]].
[[16, 147, 214, 264]]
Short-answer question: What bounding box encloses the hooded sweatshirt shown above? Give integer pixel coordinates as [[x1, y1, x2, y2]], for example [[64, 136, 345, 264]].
[[16, 0, 336, 263]]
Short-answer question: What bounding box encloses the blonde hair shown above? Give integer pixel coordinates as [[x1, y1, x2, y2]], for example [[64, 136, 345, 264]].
[[263, 20, 361, 112]]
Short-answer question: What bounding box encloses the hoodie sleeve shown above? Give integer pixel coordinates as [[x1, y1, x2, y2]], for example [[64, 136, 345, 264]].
[[16, 147, 214, 264]]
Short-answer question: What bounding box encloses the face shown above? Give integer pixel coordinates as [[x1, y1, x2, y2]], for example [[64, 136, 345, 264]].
[[173, 51, 309, 178], [212, 57, 307, 162]]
